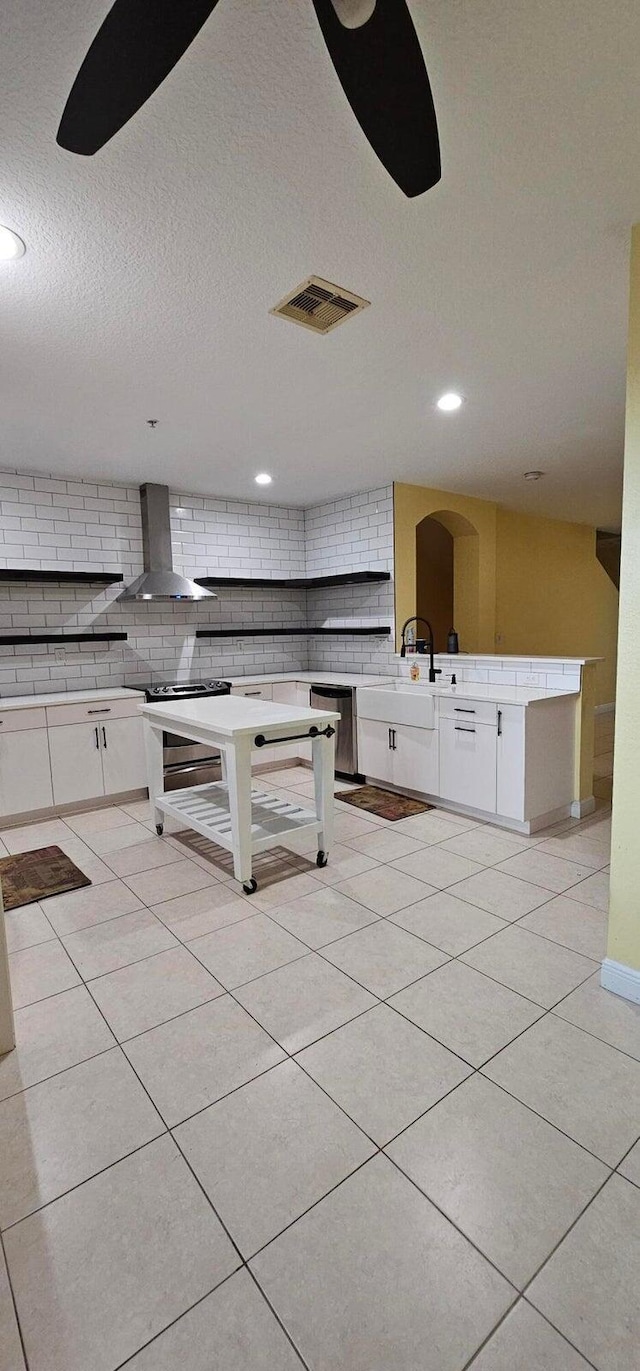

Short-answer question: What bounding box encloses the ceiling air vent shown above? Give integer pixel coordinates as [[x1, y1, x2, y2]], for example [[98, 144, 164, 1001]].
[[270, 276, 370, 335]]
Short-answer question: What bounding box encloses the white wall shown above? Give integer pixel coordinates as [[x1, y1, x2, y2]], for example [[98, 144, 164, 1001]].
[[0, 471, 396, 695]]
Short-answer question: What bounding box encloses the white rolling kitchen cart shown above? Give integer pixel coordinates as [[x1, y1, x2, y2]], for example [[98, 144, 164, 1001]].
[[140, 695, 339, 894]]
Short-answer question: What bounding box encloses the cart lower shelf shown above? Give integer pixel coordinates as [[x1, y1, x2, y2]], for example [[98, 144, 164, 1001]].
[[154, 780, 323, 855]]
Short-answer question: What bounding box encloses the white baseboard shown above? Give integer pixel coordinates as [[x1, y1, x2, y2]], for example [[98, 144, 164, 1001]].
[[600, 958, 640, 1005], [571, 796, 596, 818], [595, 702, 616, 715]]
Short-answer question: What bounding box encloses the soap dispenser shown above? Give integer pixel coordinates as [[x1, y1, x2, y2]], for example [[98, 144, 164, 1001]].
[[447, 628, 459, 654]]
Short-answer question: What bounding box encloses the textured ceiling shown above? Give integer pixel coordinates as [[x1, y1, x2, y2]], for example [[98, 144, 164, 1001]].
[[1, 0, 638, 527]]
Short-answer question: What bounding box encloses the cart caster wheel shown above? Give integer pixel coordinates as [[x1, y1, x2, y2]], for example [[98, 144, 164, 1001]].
[[316, 851, 328, 868], [243, 878, 258, 895], [155, 823, 164, 836]]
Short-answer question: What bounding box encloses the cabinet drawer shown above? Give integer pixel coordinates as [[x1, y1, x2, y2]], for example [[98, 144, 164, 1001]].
[[46, 698, 142, 727], [439, 698, 497, 726], [0, 707, 47, 732], [231, 685, 273, 700]]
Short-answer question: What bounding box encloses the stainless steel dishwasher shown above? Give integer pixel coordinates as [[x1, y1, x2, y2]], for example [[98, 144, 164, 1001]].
[[310, 684, 358, 777]]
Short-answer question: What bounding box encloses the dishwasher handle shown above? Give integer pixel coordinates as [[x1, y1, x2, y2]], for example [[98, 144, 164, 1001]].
[[310, 684, 353, 699]]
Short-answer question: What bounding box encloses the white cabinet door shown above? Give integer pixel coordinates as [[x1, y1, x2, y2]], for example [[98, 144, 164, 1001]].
[[496, 705, 525, 820], [48, 722, 105, 806], [0, 729, 53, 817], [393, 724, 439, 795], [357, 718, 394, 783], [439, 718, 497, 813], [101, 716, 148, 796], [271, 683, 298, 705]]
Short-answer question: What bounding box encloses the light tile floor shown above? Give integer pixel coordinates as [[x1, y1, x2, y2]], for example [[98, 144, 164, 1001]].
[[1, 749, 638, 1371]]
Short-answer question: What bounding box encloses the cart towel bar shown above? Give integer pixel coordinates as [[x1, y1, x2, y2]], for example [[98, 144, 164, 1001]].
[[254, 724, 336, 748]]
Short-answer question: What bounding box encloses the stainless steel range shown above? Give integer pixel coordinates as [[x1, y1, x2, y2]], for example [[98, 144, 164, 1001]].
[[133, 679, 232, 790]]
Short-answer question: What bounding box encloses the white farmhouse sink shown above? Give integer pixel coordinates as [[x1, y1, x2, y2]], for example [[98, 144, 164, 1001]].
[[357, 683, 436, 729]]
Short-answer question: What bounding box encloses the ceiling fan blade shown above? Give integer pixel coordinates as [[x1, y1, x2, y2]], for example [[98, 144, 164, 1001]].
[[310, 0, 441, 197], [57, 0, 222, 155]]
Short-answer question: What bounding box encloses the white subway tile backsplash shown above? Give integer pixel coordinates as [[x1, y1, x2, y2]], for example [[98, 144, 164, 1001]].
[[488, 669, 517, 684], [460, 669, 490, 683], [1, 470, 589, 696], [546, 672, 581, 690]]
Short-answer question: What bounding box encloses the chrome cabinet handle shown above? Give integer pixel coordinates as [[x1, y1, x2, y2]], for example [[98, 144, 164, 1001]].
[[94, 726, 100, 749], [102, 726, 107, 749], [88, 708, 111, 715], [455, 725, 476, 733]]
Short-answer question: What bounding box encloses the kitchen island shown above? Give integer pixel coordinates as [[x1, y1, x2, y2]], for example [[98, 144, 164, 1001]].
[[140, 694, 339, 892]]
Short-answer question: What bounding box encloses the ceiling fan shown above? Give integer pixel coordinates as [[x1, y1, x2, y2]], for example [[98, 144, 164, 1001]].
[[57, 0, 441, 197]]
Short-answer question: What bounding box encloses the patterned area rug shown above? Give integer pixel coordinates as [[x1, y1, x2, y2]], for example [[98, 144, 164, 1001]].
[[337, 786, 434, 821], [0, 845, 91, 911]]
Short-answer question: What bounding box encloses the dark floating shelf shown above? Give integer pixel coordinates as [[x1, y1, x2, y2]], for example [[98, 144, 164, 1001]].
[[0, 569, 124, 585], [195, 627, 391, 639], [0, 633, 128, 646], [194, 571, 391, 591]]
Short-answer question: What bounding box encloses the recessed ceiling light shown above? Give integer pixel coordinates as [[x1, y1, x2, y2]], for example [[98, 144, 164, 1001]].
[[524, 470, 544, 481], [255, 473, 272, 486], [436, 391, 463, 412], [0, 225, 26, 261]]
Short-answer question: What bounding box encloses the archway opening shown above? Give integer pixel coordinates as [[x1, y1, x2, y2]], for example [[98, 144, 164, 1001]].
[[416, 516, 454, 650], [415, 509, 481, 651]]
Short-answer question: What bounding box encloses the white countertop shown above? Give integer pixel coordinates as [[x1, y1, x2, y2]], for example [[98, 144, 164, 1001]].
[[233, 672, 579, 706], [430, 683, 579, 706], [141, 695, 340, 740], [394, 654, 602, 665], [0, 672, 581, 715], [0, 687, 144, 711], [230, 672, 389, 688]]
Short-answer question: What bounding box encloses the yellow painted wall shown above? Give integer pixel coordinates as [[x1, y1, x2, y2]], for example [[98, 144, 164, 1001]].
[[607, 225, 640, 975], [495, 509, 618, 706], [394, 483, 618, 708]]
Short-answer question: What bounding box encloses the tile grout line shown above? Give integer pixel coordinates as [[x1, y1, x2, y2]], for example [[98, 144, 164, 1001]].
[[111, 1270, 249, 1371], [459, 1292, 601, 1371], [514, 1159, 621, 1305], [0, 1228, 30, 1371], [0, 1115, 169, 1235], [243, 1266, 313, 1371], [381, 1147, 620, 1365], [382, 992, 640, 1170]]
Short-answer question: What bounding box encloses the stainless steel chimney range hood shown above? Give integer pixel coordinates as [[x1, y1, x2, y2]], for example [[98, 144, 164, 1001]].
[[118, 483, 216, 603]]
